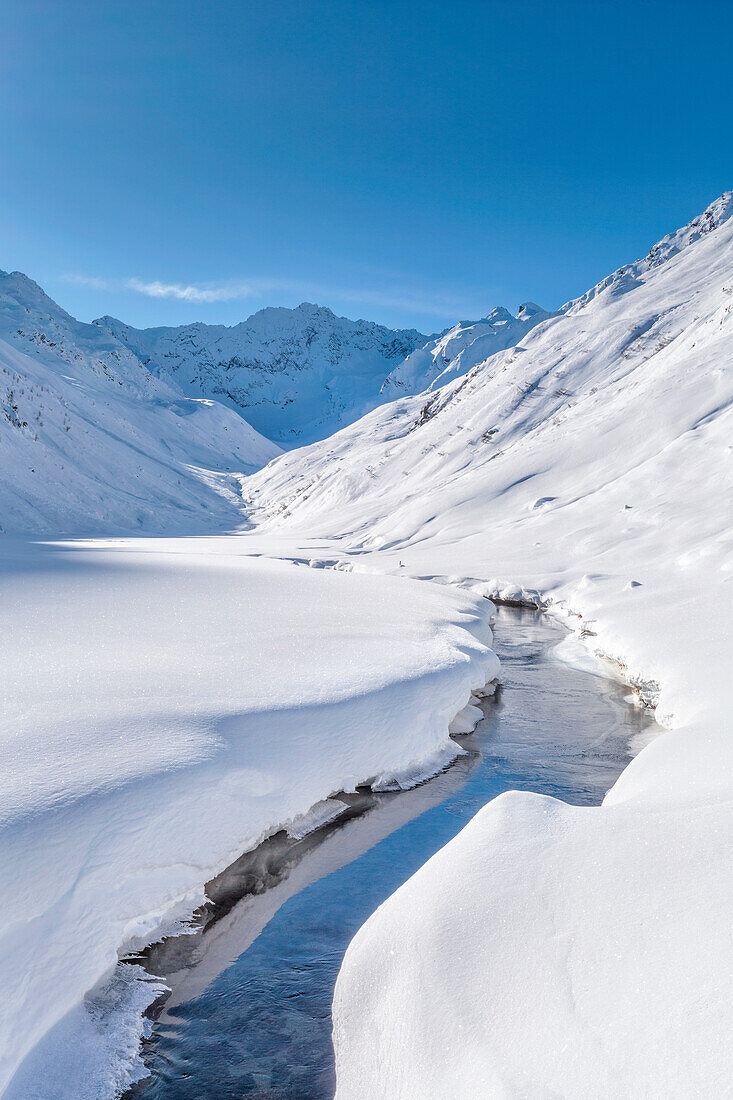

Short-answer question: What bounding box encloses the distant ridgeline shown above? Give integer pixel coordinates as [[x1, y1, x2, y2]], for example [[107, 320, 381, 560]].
[[5, 190, 731, 537]]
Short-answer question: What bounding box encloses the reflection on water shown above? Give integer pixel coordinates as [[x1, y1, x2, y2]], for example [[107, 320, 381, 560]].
[[131, 607, 657, 1099]]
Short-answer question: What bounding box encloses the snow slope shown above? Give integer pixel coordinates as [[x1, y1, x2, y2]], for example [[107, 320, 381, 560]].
[[380, 301, 551, 397], [0, 268, 546, 535], [0, 539, 497, 1096], [95, 304, 427, 445], [0, 271, 280, 535], [242, 194, 733, 1096]]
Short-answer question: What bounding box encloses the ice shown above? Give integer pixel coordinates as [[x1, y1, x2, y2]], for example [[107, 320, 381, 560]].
[[448, 702, 484, 734], [286, 799, 349, 840], [4, 964, 167, 1100]]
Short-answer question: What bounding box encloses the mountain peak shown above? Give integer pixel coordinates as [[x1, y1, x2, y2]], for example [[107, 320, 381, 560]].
[[1, 269, 64, 309], [517, 301, 546, 319], [483, 306, 514, 325], [0, 270, 81, 333], [295, 301, 335, 316]]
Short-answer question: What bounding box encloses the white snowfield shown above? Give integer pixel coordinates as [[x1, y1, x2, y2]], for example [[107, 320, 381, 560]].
[[243, 194, 733, 1096], [0, 540, 497, 1096]]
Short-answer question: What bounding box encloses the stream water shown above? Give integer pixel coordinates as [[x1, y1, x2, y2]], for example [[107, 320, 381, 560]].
[[130, 606, 657, 1099]]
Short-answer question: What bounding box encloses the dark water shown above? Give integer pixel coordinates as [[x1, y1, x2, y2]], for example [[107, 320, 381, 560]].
[[132, 607, 657, 1099]]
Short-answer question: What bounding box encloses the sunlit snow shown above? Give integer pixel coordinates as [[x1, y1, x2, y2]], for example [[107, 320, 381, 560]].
[[1, 193, 732, 1098]]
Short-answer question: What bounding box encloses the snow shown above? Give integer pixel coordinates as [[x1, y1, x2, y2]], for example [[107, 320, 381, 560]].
[[240, 194, 733, 1096], [334, 792, 731, 1098], [0, 271, 280, 535], [93, 301, 548, 449], [95, 304, 427, 446], [2, 190, 732, 1096], [0, 539, 497, 1096], [380, 302, 551, 398]]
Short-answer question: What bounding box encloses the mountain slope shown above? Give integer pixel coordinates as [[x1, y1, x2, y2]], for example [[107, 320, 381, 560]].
[[380, 301, 551, 397], [95, 305, 427, 446], [0, 272, 280, 535], [246, 192, 733, 551], [243, 194, 733, 1097]]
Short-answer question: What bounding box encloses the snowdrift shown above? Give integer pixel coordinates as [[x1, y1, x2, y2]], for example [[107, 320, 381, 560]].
[[244, 193, 733, 1096], [0, 541, 497, 1096]]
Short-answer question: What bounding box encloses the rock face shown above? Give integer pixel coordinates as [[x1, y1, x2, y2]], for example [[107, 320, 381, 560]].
[[94, 304, 427, 445]]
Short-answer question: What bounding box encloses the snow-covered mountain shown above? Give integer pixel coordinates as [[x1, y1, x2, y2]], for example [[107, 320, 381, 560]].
[[243, 194, 733, 1095], [94, 305, 427, 445], [0, 268, 550, 534], [246, 192, 733, 547], [380, 301, 551, 397], [0, 271, 280, 535]]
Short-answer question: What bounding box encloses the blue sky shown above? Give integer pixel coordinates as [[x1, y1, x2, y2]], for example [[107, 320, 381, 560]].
[[2, 0, 732, 332]]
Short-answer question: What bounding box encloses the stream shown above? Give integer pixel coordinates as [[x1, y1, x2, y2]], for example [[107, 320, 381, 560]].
[[130, 605, 658, 1099]]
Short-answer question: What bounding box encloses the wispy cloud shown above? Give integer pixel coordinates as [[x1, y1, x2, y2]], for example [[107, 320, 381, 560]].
[[125, 278, 256, 303], [63, 273, 258, 303], [61, 272, 486, 321]]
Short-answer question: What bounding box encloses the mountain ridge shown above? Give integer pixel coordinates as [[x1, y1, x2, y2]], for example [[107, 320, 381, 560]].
[[0, 270, 280, 535], [94, 303, 429, 445], [2, 191, 730, 535]]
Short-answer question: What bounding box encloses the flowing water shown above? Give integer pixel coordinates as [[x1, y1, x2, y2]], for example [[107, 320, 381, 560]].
[[130, 606, 658, 1099]]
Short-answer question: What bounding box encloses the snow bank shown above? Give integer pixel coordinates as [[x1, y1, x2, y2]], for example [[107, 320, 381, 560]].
[[244, 194, 733, 1095], [0, 539, 497, 1095], [334, 790, 731, 1098]]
